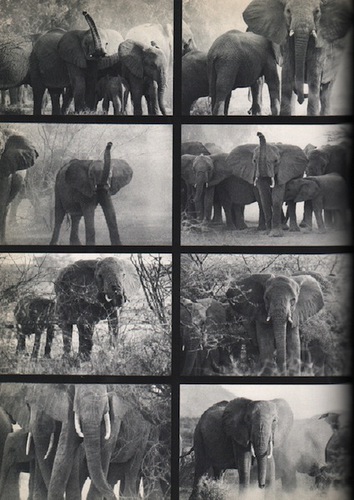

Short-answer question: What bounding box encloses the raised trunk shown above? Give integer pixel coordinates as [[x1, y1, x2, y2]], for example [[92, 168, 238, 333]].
[[272, 318, 287, 374], [101, 141, 112, 186], [82, 11, 105, 58], [256, 132, 273, 182], [82, 424, 116, 500], [157, 69, 167, 115], [294, 32, 309, 105]]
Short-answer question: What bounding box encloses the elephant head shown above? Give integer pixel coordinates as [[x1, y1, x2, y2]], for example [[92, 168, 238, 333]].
[[243, 0, 352, 104], [306, 143, 350, 178], [93, 257, 128, 308], [226, 273, 324, 373], [222, 397, 294, 488], [118, 39, 168, 115], [0, 133, 38, 178], [182, 20, 197, 55], [181, 153, 231, 220], [285, 177, 321, 203]]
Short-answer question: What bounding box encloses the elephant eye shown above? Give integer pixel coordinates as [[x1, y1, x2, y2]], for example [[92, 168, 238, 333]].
[[290, 298, 296, 306]]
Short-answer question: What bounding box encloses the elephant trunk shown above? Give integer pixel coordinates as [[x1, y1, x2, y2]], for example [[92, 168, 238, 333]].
[[194, 175, 207, 220], [101, 141, 112, 187], [83, 11, 106, 58], [294, 30, 310, 105], [272, 317, 287, 374], [256, 132, 274, 186], [81, 422, 117, 500], [252, 431, 273, 488], [157, 68, 167, 116]]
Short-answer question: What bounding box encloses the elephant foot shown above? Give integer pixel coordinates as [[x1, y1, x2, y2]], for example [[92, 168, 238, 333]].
[[317, 227, 327, 234], [299, 220, 312, 229], [257, 224, 266, 231], [236, 223, 248, 230], [226, 224, 237, 231], [289, 225, 301, 232], [268, 228, 284, 237]]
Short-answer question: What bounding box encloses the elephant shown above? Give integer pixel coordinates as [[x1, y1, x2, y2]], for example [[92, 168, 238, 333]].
[[0, 406, 12, 473], [0, 383, 126, 500], [190, 397, 294, 499], [54, 257, 131, 360], [180, 298, 232, 376], [226, 272, 324, 375], [96, 74, 129, 115], [14, 295, 56, 359], [182, 20, 198, 55], [125, 23, 173, 67], [243, 0, 353, 115], [273, 416, 333, 492], [207, 29, 280, 115], [0, 131, 39, 244], [0, 34, 34, 93], [0, 429, 35, 500], [49, 141, 133, 246], [181, 50, 209, 115], [284, 173, 349, 232], [118, 39, 168, 115], [226, 132, 308, 236], [30, 12, 124, 114]]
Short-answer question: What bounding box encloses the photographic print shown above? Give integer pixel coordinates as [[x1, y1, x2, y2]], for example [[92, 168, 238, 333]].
[[181, 123, 352, 246], [0, 253, 171, 375], [182, 0, 353, 115], [0, 123, 172, 245], [0, 0, 173, 115], [180, 253, 352, 376], [0, 382, 171, 498], [180, 384, 351, 499]]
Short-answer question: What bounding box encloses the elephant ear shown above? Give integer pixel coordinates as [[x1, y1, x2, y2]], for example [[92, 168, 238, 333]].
[[319, 0, 353, 43], [276, 145, 307, 185], [291, 274, 324, 325], [226, 144, 258, 185], [119, 39, 144, 79], [243, 0, 288, 45], [28, 384, 72, 422], [209, 153, 233, 186], [58, 30, 88, 69], [0, 383, 30, 428], [110, 159, 133, 195], [64, 160, 96, 198], [272, 398, 294, 447], [108, 392, 129, 423], [0, 135, 38, 177], [222, 398, 252, 447], [226, 274, 274, 321], [181, 154, 197, 185]]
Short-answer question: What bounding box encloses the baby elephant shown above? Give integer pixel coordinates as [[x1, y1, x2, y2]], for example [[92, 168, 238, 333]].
[[96, 75, 129, 115], [14, 296, 55, 358], [285, 173, 349, 232]]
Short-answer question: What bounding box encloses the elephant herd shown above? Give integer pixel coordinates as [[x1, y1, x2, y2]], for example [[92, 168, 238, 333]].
[[182, 0, 353, 115], [13, 257, 133, 362], [181, 271, 327, 376], [181, 137, 351, 237], [0, 133, 133, 246], [187, 397, 350, 498], [0, 383, 169, 499]]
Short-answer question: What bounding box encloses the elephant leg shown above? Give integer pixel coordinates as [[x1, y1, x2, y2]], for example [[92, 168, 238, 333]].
[[221, 197, 236, 230], [61, 323, 73, 357], [324, 209, 334, 228], [49, 197, 66, 245], [102, 96, 110, 114], [280, 52, 296, 116], [31, 328, 42, 359], [16, 327, 26, 354], [312, 198, 326, 232], [203, 186, 215, 222], [211, 189, 223, 224], [69, 214, 82, 245], [0, 177, 11, 244], [48, 89, 62, 115], [287, 201, 300, 231], [233, 205, 248, 230], [320, 80, 334, 116], [65, 448, 81, 500], [256, 322, 276, 374], [264, 63, 280, 116], [32, 84, 46, 116], [77, 321, 94, 360], [236, 445, 252, 492], [256, 178, 272, 231], [182, 349, 198, 375], [129, 76, 144, 115], [212, 66, 234, 115], [307, 80, 321, 116], [224, 92, 232, 115], [33, 456, 48, 500], [61, 87, 73, 114], [97, 189, 122, 245], [108, 310, 119, 349], [270, 184, 286, 236], [68, 66, 86, 113], [249, 79, 263, 115], [81, 202, 96, 245], [287, 326, 301, 375], [44, 324, 55, 358], [300, 200, 313, 228]]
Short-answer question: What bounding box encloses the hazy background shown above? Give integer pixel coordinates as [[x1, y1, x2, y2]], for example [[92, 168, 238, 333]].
[[3, 123, 172, 245]]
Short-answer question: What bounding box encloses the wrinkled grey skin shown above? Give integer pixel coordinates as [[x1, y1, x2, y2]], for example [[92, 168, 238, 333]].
[[0, 34, 34, 91], [190, 398, 293, 499], [95, 74, 129, 115], [208, 30, 280, 115], [227, 273, 324, 375], [55, 257, 129, 360], [0, 133, 38, 245], [243, 0, 353, 115], [50, 142, 133, 246]]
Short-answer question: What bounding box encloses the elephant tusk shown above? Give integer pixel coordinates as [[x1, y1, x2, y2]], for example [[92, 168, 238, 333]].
[[266, 316, 271, 322], [288, 315, 293, 325], [44, 433, 55, 460], [26, 432, 32, 456], [104, 411, 111, 440], [253, 176, 258, 186], [250, 443, 256, 458], [267, 440, 273, 459], [289, 29, 294, 37], [74, 412, 84, 438], [311, 30, 317, 39], [194, 184, 197, 189], [270, 177, 275, 188], [206, 182, 209, 188], [105, 294, 113, 303]]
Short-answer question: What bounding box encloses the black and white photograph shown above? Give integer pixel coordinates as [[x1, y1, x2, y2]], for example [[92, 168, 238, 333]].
[[180, 384, 351, 499], [0, 0, 174, 115], [0, 382, 171, 499], [181, 124, 352, 246], [180, 253, 351, 376], [182, 0, 353, 115], [0, 252, 171, 375], [0, 123, 172, 245]]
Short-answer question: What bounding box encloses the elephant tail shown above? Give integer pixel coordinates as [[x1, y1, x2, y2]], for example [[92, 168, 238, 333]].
[[208, 59, 216, 107], [179, 446, 194, 459]]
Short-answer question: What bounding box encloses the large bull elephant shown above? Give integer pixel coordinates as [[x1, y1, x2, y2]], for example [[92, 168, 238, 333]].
[[0, 132, 38, 244], [30, 12, 123, 114], [227, 132, 308, 236], [54, 256, 136, 360], [190, 397, 294, 499], [49, 141, 133, 246], [243, 0, 353, 115], [226, 272, 324, 375]]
